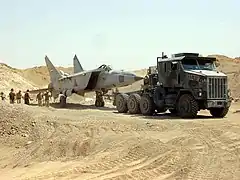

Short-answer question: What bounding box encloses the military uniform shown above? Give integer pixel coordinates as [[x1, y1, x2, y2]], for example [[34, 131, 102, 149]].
[[36, 92, 43, 106], [112, 88, 119, 106], [0, 92, 6, 101], [44, 92, 50, 107], [24, 90, 31, 105], [16, 91, 22, 103], [9, 89, 16, 104]]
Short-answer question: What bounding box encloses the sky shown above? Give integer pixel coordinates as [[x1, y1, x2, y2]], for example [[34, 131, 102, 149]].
[[0, 0, 239, 71]]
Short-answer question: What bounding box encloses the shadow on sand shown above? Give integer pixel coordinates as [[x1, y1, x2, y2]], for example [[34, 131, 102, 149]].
[[49, 102, 116, 111], [113, 111, 216, 120], [29, 102, 218, 120]]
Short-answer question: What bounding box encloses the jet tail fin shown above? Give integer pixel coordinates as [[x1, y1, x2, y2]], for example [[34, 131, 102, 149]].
[[45, 56, 62, 83], [73, 54, 84, 73]]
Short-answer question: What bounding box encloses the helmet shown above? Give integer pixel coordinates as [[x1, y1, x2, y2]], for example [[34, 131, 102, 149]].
[[11, 88, 13, 91]]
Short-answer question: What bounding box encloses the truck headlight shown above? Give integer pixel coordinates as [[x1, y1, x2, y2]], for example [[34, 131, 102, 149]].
[[198, 89, 202, 97]]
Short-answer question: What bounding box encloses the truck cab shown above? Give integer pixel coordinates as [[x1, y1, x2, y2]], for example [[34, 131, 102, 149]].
[[115, 52, 231, 118], [155, 53, 231, 117]]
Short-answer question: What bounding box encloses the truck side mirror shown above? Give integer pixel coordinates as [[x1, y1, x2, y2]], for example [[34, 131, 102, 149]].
[[171, 62, 178, 70]]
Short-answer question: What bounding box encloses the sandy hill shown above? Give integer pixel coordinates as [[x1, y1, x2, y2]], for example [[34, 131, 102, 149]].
[[0, 63, 37, 92], [209, 55, 240, 99], [0, 55, 239, 99]]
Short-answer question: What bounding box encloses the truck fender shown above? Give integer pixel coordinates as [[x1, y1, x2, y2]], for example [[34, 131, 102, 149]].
[[175, 90, 193, 103]]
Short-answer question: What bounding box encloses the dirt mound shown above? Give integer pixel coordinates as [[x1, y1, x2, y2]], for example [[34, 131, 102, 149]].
[[20, 66, 73, 87], [0, 63, 37, 93], [0, 102, 103, 168], [0, 102, 35, 140]]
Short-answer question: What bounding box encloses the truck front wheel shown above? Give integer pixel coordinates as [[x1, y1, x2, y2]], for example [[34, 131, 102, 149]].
[[177, 94, 198, 118], [209, 107, 229, 118], [140, 95, 154, 116]]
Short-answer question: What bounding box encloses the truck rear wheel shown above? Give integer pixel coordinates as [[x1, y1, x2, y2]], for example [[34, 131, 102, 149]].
[[116, 93, 129, 113], [127, 93, 141, 114], [177, 94, 198, 118], [140, 95, 154, 116], [209, 107, 229, 118]]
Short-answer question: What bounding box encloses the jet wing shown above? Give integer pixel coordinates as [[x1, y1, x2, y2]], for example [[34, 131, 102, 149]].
[[28, 88, 49, 94]]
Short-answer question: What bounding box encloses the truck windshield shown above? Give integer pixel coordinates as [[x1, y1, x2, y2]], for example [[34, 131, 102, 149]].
[[181, 58, 216, 71]]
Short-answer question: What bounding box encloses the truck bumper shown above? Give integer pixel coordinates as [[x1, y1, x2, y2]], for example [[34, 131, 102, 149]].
[[206, 99, 231, 108]]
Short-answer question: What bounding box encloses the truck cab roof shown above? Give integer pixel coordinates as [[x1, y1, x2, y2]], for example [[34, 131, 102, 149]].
[[157, 53, 217, 63]]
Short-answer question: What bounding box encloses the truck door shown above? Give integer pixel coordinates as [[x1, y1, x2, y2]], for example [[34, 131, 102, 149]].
[[169, 61, 180, 87]]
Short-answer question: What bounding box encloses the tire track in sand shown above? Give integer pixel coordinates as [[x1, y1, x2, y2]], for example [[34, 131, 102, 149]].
[[22, 140, 166, 180]]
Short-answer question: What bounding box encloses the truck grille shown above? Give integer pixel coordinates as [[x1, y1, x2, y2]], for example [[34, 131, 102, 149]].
[[207, 77, 227, 99]]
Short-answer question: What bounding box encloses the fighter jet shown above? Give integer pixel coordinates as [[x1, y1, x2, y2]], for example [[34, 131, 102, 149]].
[[30, 55, 143, 108]]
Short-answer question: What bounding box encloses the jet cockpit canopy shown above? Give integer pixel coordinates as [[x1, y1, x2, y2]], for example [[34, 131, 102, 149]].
[[97, 64, 112, 72]]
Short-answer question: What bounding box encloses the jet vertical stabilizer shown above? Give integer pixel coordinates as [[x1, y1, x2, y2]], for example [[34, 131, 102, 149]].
[[45, 56, 62, 83], [73, 54, 84, 73]]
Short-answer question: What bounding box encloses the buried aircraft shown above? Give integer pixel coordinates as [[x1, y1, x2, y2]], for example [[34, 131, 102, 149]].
[[30, 55, 143, 108]]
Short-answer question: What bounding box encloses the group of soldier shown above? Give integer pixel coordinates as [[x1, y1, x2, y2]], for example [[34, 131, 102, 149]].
[[0, 88, 51, 107], [0, 87, 121, 107], [36, 91, 51, 107]]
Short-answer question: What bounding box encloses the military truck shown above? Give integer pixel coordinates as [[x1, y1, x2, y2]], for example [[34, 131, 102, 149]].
[[115, 52, 231, 118]]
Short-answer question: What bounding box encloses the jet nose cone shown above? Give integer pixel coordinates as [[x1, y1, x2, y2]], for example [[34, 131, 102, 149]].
[[134, 76, 144, 81]]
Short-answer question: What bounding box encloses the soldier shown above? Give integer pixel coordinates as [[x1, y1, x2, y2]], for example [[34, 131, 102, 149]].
[[16, 90, 22, 104], [24, 90, 31, 105], [112, 88, 119, 106], [9, 88, 16, 104], [95, 91, 104, 107], [44, 91, 50, 107], [36, 92, 43, 106], [0, 92, 6, 101]]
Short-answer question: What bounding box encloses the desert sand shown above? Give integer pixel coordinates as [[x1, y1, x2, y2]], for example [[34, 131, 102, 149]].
[[0, 55, 240, 180]]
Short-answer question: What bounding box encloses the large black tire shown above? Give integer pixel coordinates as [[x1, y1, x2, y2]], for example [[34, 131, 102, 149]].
[[59, 95, 67, 108], [176, 94, 198, 118], [209, 107, 229, 118], [116, 93, 129, 113], [140, 95, 155, 116], [127, 93, 141, 114]]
